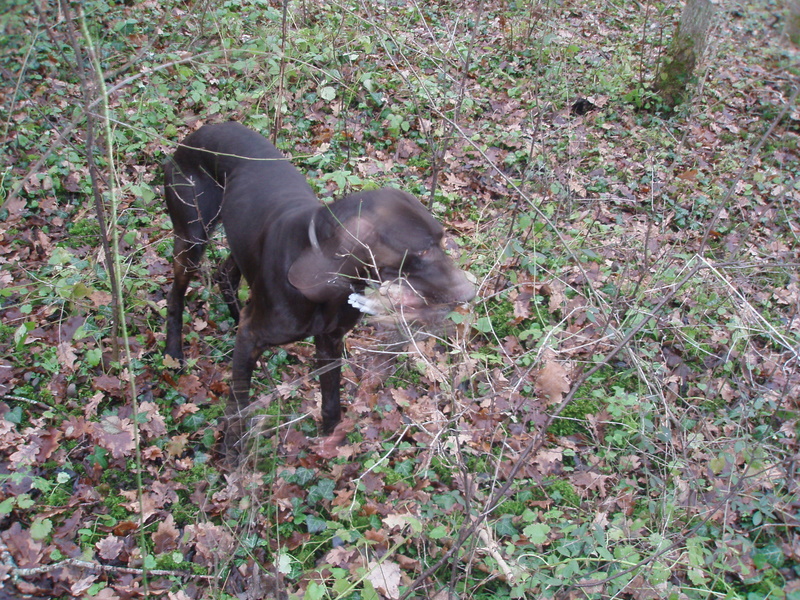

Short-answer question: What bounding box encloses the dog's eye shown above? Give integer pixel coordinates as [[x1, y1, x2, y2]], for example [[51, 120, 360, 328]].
[[418, 244, 439, 259]]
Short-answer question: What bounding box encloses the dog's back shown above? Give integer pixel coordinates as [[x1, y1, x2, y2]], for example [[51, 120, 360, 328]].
[[167, 121, 315, 208], [165, 121, 319, 263]]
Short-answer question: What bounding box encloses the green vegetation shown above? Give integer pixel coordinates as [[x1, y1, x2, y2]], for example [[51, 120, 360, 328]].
[[0, 0, 797, 598]]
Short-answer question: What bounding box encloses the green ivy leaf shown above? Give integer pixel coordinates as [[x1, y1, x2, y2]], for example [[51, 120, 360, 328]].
[[307, 479, 335, 505], [30, 518, 53, 541], [494, 516, 518, 537], [319, 86, 336, 101], [752, 543, 784, 569], [305, 515, 328, 534], [522, 522, 551, 545], [304, 581, 326, 600]]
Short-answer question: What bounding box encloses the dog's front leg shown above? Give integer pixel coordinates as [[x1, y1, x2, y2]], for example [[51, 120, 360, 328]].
[[223, 306, 266, 459], [315, 333, 345, 434]]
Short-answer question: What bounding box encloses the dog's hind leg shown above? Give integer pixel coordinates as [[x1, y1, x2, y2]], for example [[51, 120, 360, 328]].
[[213, 254, 242, 324], [164, 159, 223, 362]]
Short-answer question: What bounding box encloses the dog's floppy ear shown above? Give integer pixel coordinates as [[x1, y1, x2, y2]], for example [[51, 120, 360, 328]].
[[288, 215, 376, 303]]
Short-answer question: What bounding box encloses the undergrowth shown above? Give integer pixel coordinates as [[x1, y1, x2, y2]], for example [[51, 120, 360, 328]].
[[0, 0, 798, 599]]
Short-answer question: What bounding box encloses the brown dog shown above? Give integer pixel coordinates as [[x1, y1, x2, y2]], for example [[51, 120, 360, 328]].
[[163, 122, 475, 456]]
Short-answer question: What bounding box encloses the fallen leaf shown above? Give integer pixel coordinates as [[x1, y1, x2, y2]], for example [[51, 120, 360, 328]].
[[366, 559, 401, 599], [90, 290, 113, 308], [1, 522, 44, 568], [71, 574, 100, 596], [314, 421, 350, 458], [571, 470, 610, 498], [535, 361, 570, 405], [185, 522, 235, 566], [162, 354, 182, 370], [112, 521, 139, 537], [93, 416, 135, 459], [96, 535, 124, 560], [93, 374, 124, 397], [172, 402, 199, 422], [165, 433, 189, 457], [153, 514, 179, 554], [56, 341, 78, 371], [138, 401, 168, 438]]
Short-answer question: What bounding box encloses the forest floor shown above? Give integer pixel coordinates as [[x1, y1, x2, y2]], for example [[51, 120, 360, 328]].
[[0, 0, 798, 599]]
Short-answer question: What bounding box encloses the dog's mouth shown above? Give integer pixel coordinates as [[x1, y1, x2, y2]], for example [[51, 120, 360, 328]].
[[348, 281, 423, 316], [348, 280, 462, 322]]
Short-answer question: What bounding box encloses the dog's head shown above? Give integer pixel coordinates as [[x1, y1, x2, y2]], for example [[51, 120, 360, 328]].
[[288, 188, 476, 315]]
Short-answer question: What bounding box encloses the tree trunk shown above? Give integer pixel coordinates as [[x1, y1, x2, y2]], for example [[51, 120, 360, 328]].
[[787, 0, 800, 47], [653, 0, 716, 110]]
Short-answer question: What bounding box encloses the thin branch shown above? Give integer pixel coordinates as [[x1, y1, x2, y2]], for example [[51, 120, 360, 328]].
[[698, 83, 800, 253], [60, 0, 121, 361], [75, 6, 149, 595], [400, 258, 706, 599], [10, 556, 214, 582]]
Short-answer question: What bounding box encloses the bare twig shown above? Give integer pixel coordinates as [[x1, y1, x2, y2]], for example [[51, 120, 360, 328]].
[[59, 0, 121, 361], [10, 556, 214, 581], [698, 84, 800, 253], [399, 259, 706, 599]]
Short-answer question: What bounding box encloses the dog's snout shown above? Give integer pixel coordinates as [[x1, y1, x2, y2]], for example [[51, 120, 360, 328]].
[[451, 269, 477, 303]]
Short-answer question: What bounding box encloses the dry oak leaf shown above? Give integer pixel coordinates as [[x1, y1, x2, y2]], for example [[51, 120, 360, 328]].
[[93, 373, 124, 396], [71, 574, 100, 597], [8, 440, 42, 468], [111, 521, 139, 537], [143, 445, 164, 461], [57, 341, 78, 372], [120, 491, 159, 521], [185, 523, 235, 566], [93, 415, 135, 459], [323, 546, 360, 569], [570, 470, 610, 498], [138, 401, 168, 438], [383, 513, 420, 532], [63, 414, 90, 439], [535, 360, 570, 405], [96, 534, 124, 561], [153, 514, 180, 554], [84, 391, 104, 417], [314, 420, 350, 458], [94, 588, 123, 600], [89, 290, 113, 309], [165, 433, 189, 458], [510, 288, 533, 321], [150, 479, 180, 507], [366, 559, 402, 600], [176, 373, 203, 398], [172, 402, 200, 423], [532, 448, 563, 475], [538, 280, 566, 314], [1, 522, 44, 568]]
